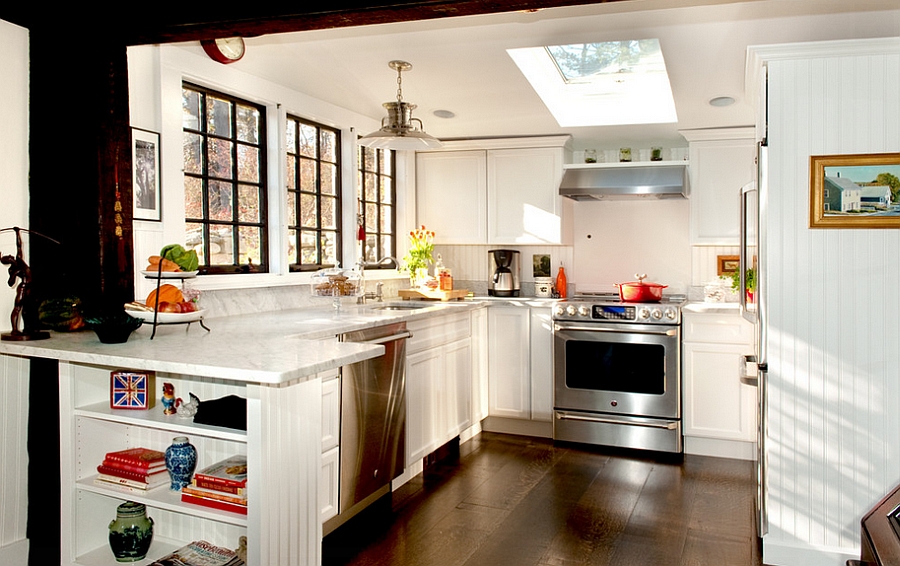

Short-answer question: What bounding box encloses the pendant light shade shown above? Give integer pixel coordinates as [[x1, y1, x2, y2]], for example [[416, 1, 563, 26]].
[[359, 60, 442, 150]]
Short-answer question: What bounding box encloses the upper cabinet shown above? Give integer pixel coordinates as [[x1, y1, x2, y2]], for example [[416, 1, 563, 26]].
[[681, 128, 756, 245], [416, 136, 572, 245]]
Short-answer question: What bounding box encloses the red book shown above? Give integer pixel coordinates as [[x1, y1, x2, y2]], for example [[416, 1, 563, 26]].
[[192, 477, 246, 496], [100, 459, 166, 475], [192, 455, 247, 489], [97, 464, 168, 483], [182, 484, 247, 505], [181, 492, 248, 515], [104, 447, 165, 469]]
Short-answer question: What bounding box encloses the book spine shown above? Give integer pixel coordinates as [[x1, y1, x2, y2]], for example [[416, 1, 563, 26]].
[[96, 474, 166, 490], [181, 493, 248, 515], [181, 485, 247, 505], [192, 477, 246, 495], [101, 459, 165, 474], [97, 464, 167, 482], [192, 473, 247, 489]]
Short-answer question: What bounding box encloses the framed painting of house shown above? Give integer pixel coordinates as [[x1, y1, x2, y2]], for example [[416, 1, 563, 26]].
[[810, 153, 900, 228], [132, 128, 161, 221]]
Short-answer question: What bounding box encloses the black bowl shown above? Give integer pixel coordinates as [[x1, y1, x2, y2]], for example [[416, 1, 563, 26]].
[[85, 313, 143, 344]]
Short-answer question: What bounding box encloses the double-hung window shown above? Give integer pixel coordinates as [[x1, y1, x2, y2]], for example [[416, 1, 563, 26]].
[[182, 83, 268, 274], [286, 116, 342, 270], [358, 145, 396, 267]]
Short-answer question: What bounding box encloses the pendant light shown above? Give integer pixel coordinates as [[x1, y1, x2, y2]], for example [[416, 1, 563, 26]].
[[359, 60, 442, 150]]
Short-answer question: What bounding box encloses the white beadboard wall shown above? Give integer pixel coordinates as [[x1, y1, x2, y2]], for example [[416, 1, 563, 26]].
[[0, 18, 30, 564], [762, 41, 900, 565]]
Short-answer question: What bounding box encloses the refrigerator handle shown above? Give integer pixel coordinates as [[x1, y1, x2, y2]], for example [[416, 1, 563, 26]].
[[739, 354, 763, 386]]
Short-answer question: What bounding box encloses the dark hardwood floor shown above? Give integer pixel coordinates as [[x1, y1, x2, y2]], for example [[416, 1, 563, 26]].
[[323, 432, 762, 566]]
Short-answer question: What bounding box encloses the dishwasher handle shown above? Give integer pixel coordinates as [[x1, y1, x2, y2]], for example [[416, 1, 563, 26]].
[[356, 331, 412, 345]]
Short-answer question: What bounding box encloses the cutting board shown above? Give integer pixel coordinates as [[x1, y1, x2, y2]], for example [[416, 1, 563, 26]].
[[398, 289, 470, 302]]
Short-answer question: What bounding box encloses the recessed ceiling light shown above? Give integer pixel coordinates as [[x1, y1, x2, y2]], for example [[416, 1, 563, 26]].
[[709, 96, 735, 107], [433, 109, 455, 119]]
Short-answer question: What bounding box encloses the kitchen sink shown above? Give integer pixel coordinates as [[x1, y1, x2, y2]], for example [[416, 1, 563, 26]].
[[370, 303, 432, 311]]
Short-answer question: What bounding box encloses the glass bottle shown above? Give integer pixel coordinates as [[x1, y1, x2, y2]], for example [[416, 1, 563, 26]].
[[555, 265, 567, 299]]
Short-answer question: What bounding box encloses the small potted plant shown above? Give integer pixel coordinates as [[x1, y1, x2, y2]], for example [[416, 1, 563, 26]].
[[402, 225, 435, 288], [730, 268, 756, 302]]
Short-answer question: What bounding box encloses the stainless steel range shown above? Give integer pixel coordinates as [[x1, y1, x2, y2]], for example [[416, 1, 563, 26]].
[[552, 293, 686, 453]]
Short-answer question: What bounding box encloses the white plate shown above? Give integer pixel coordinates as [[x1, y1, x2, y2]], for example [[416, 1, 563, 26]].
[[141, 270, 199, 279], [125, 305, 205, 323]]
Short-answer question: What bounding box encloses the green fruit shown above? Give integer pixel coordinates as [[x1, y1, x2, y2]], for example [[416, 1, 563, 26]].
[[160, 244, 199, 272]]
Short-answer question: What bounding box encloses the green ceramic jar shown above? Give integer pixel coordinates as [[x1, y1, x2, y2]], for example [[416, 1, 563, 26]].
[[108, 501, 154, 562]]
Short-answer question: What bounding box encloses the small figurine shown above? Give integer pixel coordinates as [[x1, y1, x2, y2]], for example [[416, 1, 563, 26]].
[[235, 536, 247, 563], [161, 382, 177, 415], [176, 392, 200, 418]]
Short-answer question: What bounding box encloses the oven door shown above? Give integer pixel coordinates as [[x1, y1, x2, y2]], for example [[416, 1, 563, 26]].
[[553, 321, 681, 419]]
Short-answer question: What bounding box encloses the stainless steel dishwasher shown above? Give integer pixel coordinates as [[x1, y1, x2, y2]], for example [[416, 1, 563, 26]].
[[325, 321, 410, 535]]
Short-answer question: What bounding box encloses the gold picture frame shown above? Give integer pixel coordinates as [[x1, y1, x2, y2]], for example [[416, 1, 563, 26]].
[[716, 255, 739, 276], [809, 152, 900, 228]]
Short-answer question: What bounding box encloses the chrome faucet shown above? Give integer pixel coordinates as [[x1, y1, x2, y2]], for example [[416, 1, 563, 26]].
[[357, 256, 398, 303]]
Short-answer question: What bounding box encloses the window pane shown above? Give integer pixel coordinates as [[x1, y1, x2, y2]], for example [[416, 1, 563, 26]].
[[182, 89, 201, 130], [286, 119, 296, 153], [364, 146, 376, 171], [287, 229, 298, 263], [300, 231, 318, 264], [207, 97, 232, 137], [298, 123, 317, 158], [237, 144, 259, 183], [236, 105, 260, 144], [381, 235, 393, 260], [380, 204, 392, 232], [321, 129, 337, 162], [380, 150, 392, 175], [381, 177, 393, 204], [186, 222, 205, 264], [238, 226, 262, 266], [210, 225, 234, 265], [365, 203, 377, 231], [208, 138, 233, 180], [299, 158, 316, 191], [238, 185, 260, 223], [286, 154, 297, 190], [364, 173, 377, 201], [209, 180, 233, 221], [321, 196, 338, 230], [286, 192, 297, 226], [364, 235, 377, 262], [184, 176, 203, 219], [321, 163, 336, 196], [300, 193, 318, 228], [321, 231, 338, 266], [183, 132, 202, 174]]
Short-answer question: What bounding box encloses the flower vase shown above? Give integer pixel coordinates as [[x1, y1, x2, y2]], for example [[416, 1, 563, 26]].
[[108, 501, 153, 562], [165, 436, 197, 490], [410, 267, 429, 289]]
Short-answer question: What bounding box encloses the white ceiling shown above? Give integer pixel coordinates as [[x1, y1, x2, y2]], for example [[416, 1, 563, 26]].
[[178, 0, 900, 149]]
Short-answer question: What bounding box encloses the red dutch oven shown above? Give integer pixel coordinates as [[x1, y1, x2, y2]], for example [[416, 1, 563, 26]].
[[615, 274, 667, 302]]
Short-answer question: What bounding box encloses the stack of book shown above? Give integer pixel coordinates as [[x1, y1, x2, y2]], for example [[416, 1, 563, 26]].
[[95, 447, 169, 491], [181, 455, 247, 515], [149, 539, 245, 566]]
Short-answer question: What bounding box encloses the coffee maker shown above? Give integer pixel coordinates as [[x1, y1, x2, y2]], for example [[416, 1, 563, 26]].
[[488, 249, 520, 297]]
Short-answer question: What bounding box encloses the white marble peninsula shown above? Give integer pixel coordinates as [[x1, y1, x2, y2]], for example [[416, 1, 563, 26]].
[[0, 301, 478, 566]]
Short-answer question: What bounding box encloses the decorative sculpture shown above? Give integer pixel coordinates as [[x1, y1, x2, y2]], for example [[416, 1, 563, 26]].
[[1, 226, 56, 341]]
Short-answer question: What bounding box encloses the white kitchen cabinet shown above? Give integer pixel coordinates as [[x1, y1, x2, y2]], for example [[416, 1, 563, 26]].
[[320, 370, 340, 523], [681, 127, 756, 245], [471, 306, 489, 423], [405, 311, 474, 466], [486, 304, 553, 426], [415, 136, 572, 245], [682, 307, 757, 460]]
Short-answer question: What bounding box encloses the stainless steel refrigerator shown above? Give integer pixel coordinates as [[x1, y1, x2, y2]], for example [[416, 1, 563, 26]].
[[740, 141, 768, 535]]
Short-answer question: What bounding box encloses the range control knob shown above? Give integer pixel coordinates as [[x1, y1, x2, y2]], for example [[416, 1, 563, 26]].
[[637, 307, 651, 320], [665, 308, 678, 321], [651, 308, 663, 320], [578, 305, 590, 317], [566, 305, 577, 316], [553, 305, 565, 317]]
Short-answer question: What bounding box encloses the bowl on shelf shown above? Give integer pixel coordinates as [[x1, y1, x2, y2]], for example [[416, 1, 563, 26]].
[[85, 312, 143, 344]]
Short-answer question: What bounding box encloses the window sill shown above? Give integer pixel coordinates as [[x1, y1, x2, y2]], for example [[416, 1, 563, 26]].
[[191, 270, 407, 292]]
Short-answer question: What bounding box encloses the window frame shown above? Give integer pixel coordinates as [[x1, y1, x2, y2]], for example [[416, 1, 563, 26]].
[[182, 82, 269, 275], [285, 114, 343, 272], [357, 145, 397, 268]]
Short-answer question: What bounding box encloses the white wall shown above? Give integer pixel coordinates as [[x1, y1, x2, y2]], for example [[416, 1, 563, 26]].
[[759, 38, 900, 565], [0, 17, 31, 565]]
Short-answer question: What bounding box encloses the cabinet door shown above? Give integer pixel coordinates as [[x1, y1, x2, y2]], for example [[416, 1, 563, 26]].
[[471, 308, 489, 422], [406, 347, 444, 465], [683, 341, 756, 441], [688, 136, 756, 245], [529, 308, 553, 422], [320, 446, 339, 523], [486, 147, 565, 244], [416, 150, 487, 244], [444, 338, 473, 437], [487, 307, 531, 418]]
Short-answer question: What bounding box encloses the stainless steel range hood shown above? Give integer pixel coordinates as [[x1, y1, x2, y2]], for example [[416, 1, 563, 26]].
[[559, 163, 689, 200]]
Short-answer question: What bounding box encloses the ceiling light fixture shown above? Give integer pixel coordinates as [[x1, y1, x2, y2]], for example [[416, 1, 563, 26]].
[[359, 60, 442, 150]]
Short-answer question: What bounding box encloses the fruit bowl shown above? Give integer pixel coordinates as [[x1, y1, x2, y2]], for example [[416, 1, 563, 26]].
[[85, 313, 144, 344]]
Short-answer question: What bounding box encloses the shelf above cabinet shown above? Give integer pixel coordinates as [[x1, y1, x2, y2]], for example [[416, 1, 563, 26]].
[[563, 159, 689, 169], [75, 403, 247, 442]]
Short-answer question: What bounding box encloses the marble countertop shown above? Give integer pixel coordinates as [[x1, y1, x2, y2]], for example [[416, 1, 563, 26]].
[[683, 302, 743, 315], [0, 300, 486, 385]]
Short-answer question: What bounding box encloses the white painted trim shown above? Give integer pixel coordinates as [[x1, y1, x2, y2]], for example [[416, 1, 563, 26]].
[[422, 135, 572, 152], [0, 539, 29, 566], [481, 416, 552, 438], [763, 540, 856, 566], [683, 436, 757, 461], [679, 126, 755, 142]]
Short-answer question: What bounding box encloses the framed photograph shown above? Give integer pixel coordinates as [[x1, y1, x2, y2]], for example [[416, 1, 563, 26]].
[[716, 255, 740, 276], [809, 152, 900, 228], [132, 128, 161, 221]]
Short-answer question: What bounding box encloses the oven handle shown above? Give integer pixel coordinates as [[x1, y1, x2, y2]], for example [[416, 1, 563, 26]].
[[555, 411, 678, 430], [554, 324, 678, 337]]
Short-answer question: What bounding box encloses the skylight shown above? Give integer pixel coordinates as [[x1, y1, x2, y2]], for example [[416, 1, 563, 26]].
[[507, 39, 677, 127]]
